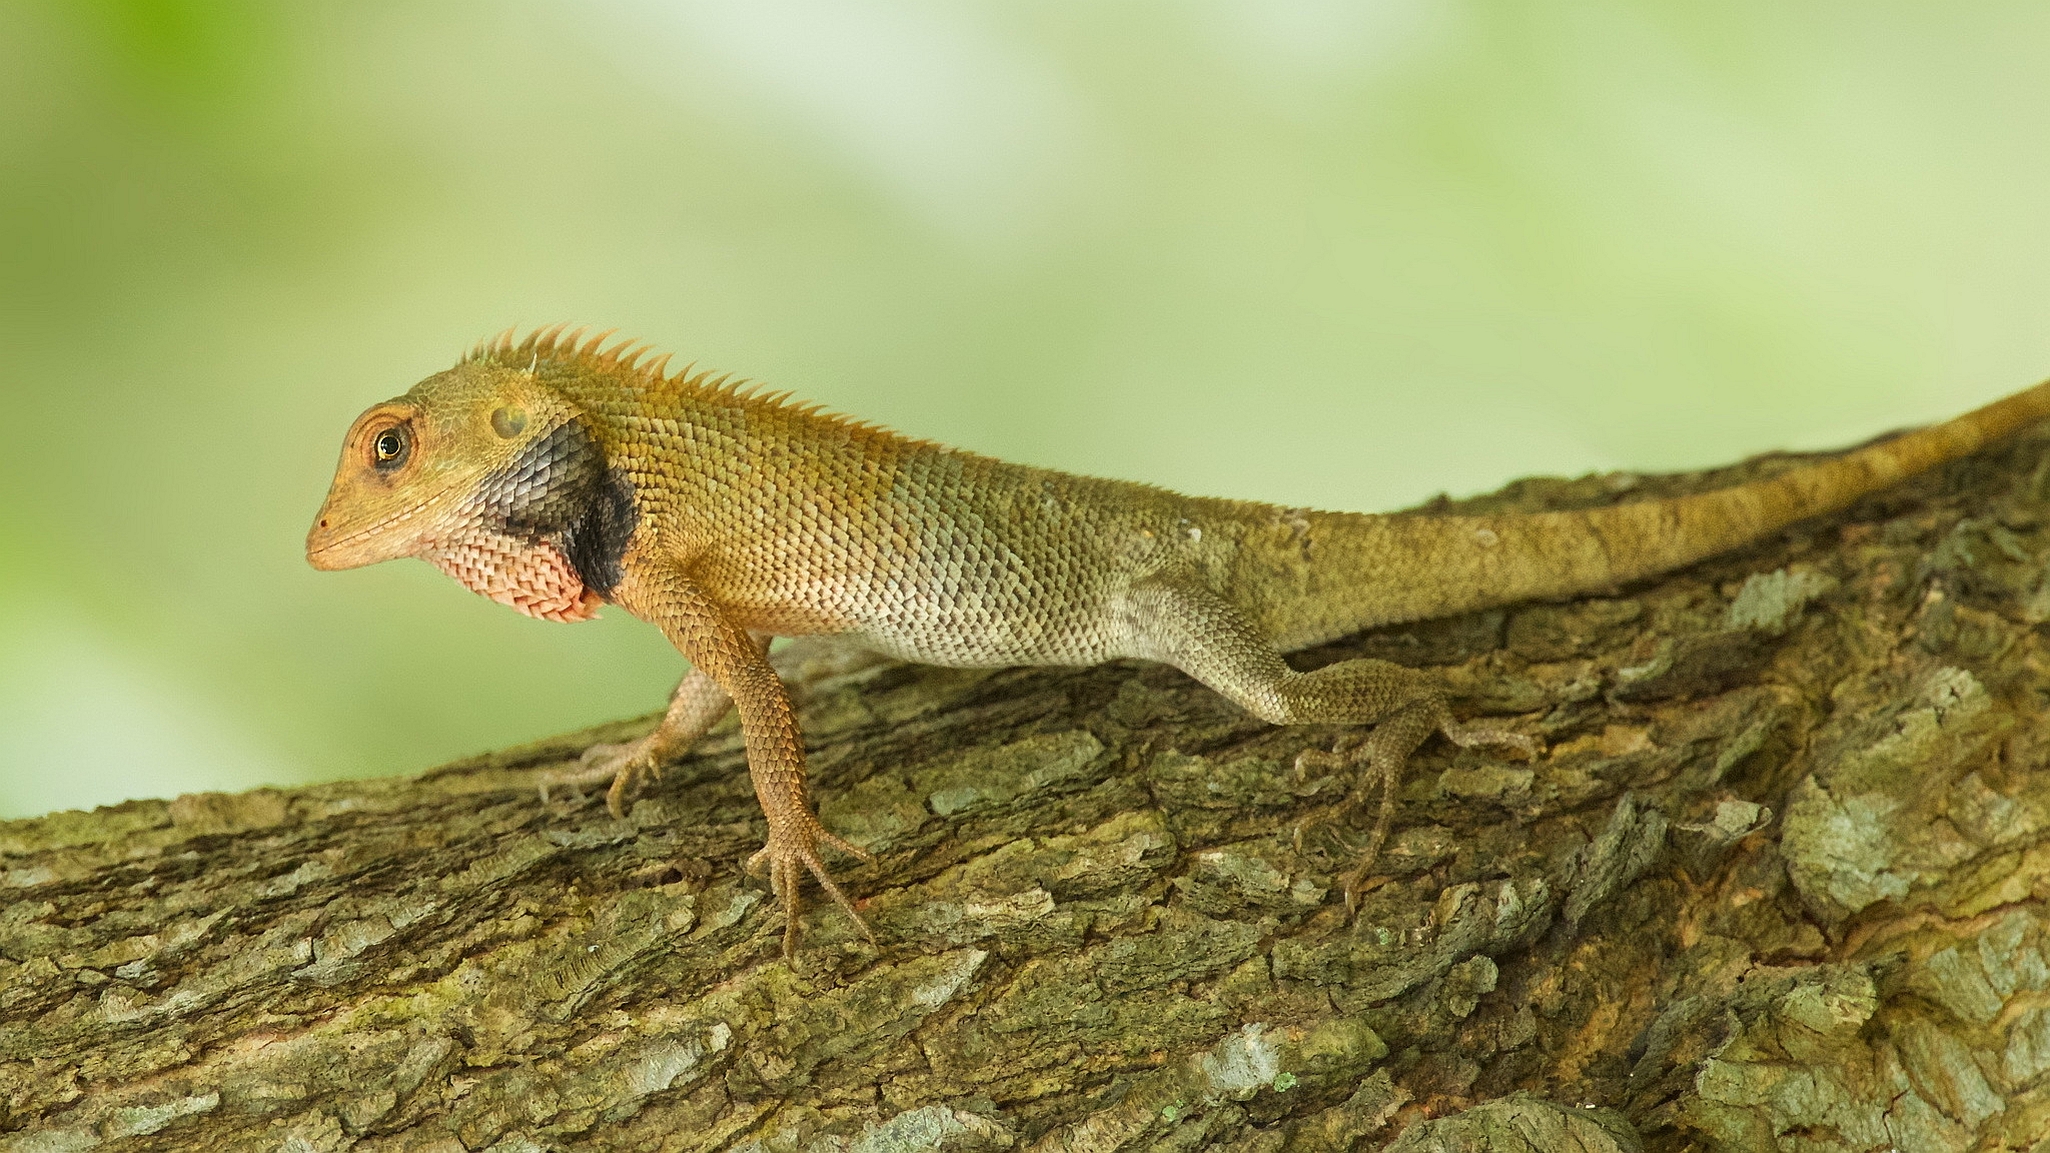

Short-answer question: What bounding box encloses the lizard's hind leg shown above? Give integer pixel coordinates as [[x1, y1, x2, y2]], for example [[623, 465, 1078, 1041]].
[[1126, 576, 1533, 912]]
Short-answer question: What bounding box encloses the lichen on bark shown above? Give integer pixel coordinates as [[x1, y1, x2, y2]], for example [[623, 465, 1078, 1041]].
[[7, 429, 2050, 1151]]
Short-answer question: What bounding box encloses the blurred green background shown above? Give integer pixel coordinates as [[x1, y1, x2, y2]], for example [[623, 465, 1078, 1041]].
[[3, 1, 2049, 817]]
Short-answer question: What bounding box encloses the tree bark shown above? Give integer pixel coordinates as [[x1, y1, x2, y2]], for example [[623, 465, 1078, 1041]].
[[8, 428, 2050, 1153]]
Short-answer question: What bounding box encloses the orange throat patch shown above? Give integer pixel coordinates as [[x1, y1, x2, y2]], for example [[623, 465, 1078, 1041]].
[[426, 530, 602, 623]]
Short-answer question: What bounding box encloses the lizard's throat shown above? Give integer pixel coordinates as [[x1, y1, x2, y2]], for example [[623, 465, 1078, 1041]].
[[422, 527, 603, 623]]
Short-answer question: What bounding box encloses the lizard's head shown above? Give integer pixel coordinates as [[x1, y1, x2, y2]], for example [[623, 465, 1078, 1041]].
[[307, 359, 634, 622]]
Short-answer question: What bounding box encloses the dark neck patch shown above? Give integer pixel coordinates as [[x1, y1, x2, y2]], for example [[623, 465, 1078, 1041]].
[[474, 417, 638, 595]]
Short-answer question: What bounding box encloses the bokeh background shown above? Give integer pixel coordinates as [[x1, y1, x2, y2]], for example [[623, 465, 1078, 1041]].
[[4, 1, 2050, 818]]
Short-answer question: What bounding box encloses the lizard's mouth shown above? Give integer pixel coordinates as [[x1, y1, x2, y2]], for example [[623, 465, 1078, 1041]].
[[306, 489, 460, 570]]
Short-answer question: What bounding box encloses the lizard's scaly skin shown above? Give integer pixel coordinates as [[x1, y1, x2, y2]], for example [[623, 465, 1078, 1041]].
[[308, 326, 2050, 950]]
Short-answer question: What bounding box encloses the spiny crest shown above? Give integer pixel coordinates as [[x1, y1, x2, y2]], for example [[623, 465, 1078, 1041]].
[[466, 324, 657, 377], [459, 325, 928, 444], [464, 325, 754, 397]]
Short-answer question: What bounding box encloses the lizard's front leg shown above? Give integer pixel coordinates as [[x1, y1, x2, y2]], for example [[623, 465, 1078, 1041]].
[[1127, 575, 1534, 912], [614, 564, 873, 957], [537, 632, 772, 818]]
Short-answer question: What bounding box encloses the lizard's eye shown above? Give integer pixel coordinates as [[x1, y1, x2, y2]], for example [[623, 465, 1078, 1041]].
[[371, 426, 410, 470]]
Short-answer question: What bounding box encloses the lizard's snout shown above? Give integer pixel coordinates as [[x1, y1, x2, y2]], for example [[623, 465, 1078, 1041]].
[[305, 519, 367, 570], [305, 502, 418, 570], [305, 531, 349, 570]]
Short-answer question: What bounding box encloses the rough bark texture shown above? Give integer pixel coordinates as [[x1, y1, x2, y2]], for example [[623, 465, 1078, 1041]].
[[9, 428, 2050, 1153]]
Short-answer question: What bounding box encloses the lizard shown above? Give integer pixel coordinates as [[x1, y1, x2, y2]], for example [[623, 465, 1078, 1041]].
[[306, 325, 2050, 955]]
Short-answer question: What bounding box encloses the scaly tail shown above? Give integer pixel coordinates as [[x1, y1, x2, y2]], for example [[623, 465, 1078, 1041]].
[[1236, 379, 2050, 650]]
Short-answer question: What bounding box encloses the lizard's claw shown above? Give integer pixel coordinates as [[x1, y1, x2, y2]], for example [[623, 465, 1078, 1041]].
[[535, 735, 666, 819], [746, 818, 877, 958], [1289, 736, 1371, 852]]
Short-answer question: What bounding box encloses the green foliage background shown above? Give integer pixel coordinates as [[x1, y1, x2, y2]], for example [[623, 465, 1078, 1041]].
[[3, 1, 2048, 816]]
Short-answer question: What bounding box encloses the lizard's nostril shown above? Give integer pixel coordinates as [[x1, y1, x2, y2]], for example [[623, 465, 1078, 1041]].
[[319, 519, 329, 528]]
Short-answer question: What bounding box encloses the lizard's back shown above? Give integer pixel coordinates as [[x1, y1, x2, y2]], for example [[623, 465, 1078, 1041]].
[[557, 356, 1209, 666], [530, 331, 2050, 664]]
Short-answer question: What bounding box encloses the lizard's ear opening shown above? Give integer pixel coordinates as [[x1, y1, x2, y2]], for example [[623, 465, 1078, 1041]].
[[490, 406, 528, 439]]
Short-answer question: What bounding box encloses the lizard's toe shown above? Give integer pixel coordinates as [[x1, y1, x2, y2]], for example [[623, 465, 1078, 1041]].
[[749, 820, 877, 957], [814, 828, 877, 866], [580, 739, 632, 768], [533, 737, 662, 811], [536, 751, 616, 805], [1291, 732, 1366, 785], [1288, 738, 1401, 913], [1335, 859, 1391, 918]]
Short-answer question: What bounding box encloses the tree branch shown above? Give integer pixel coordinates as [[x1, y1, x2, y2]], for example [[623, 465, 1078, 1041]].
[[7, 428, 2050, 1151]]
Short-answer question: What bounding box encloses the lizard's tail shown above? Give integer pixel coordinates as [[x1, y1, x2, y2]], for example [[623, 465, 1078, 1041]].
[[1244, 379, 2050, 651]]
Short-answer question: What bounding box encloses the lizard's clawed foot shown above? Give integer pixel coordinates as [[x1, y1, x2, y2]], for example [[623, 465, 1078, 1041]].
[[746, 817, 878, 958], [1291, 719, 1538, 917], [1291, 742, 1399, 917], [536, 735, 667, 819]]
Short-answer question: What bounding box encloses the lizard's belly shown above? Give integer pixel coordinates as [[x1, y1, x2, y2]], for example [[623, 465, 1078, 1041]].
[[702, 521, 1149, 667], [715, 577, 1129, 667], [833, 588, 1135, 668], [842, 625, 1125, 668]]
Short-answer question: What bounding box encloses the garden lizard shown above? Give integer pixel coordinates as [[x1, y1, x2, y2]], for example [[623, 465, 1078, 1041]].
[[307, 326, 2050, 954]]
